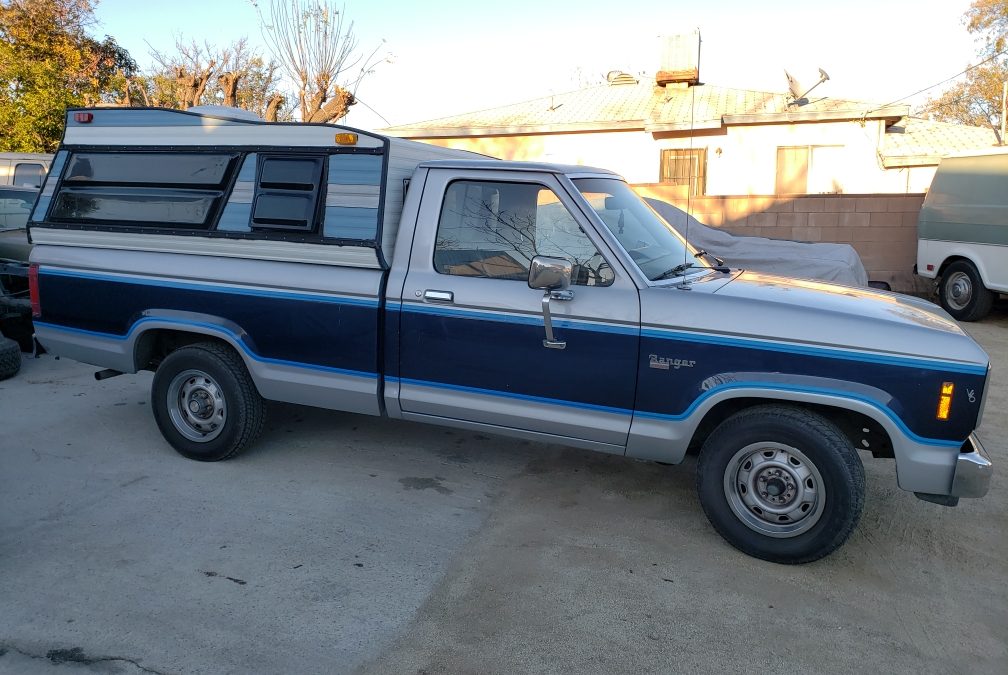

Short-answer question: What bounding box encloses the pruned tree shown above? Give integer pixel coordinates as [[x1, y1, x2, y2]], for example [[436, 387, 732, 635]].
[[253, 0, 385, 123], [0, 0, 137, 151], [923, 0, 1008, 142], [142, 37, 291, 120]]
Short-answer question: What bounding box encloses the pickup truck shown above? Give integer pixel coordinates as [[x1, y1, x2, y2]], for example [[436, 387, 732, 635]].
[[27, 107, 993, 564]]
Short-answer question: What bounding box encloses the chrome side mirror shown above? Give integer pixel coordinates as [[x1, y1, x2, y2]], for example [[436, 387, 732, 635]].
[[528, 255, 572, 291], [528, 256, 574, 350]]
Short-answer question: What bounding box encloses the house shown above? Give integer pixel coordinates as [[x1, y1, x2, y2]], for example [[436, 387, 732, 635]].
[[383, 41, 997, 197]]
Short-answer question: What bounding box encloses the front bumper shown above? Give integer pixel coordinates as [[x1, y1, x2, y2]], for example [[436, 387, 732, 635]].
[[950, 432, 993, 498]]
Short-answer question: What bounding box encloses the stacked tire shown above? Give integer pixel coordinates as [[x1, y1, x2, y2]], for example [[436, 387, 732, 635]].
[[0, 335, 20, 380]]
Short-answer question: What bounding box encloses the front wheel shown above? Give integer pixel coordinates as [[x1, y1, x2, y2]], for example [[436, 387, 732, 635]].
[[696, 405, 865, 564], [939, 260, 994, 321], [151, 342, 265, 461]]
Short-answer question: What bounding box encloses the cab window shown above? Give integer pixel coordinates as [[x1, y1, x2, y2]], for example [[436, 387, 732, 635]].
[[433, 180, 613, 286]]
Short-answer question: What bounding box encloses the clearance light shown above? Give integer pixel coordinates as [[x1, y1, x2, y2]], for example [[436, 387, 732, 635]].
[[936, 382, 954, 420], [73, 112, 93, 123], [334, 132, 358, 145], [28, 263, 41, 318]]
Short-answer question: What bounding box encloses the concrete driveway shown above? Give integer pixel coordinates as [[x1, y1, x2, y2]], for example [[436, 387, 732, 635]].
[[1, 316, 1006, 674]]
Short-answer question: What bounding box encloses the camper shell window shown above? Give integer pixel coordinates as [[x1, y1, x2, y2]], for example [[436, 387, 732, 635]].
[[251, 155, 323, 232], [48, 152, 237, 229]]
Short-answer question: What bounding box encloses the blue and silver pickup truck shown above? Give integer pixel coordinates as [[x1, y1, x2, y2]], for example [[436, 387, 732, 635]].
[[27, 107, 992, 563]]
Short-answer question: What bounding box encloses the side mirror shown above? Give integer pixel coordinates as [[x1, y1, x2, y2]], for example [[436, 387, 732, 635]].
[[528, 255, 572, 291]]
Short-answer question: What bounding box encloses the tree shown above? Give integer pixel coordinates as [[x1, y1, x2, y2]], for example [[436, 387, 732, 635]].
[[0, 0, 137, 152], [141, 37, 291, 121], [924, 0, 1008, 143], [253, 0, 384, 123]]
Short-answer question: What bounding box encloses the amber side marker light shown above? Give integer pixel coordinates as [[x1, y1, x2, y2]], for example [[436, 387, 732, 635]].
[[334, 132, 358, 145], [936, 382, 954, 420]]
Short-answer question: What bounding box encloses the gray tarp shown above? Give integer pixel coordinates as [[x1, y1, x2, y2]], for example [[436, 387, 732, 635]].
[[645, 198, 869, 287]]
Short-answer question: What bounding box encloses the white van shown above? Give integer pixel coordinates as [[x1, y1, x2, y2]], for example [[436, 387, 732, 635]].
[[0, 153, 52, 188], [917, 149, 1008, 321]]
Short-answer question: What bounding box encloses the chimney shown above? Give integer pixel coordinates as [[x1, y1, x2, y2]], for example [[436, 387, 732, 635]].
[[656, 31, 700, 87]]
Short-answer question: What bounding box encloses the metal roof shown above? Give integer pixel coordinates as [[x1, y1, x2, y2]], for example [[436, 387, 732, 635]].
[[383, 82, 909, 137], [879, 117, 999, 167]]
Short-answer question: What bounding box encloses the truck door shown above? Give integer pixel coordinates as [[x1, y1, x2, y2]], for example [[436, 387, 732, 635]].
[[397, 169, 640, 449]]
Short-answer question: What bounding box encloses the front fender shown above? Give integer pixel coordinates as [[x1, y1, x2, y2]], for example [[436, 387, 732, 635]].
[[626, 375, 964, 495]]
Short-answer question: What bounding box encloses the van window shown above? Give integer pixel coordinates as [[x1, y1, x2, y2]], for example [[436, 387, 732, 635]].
[[13, 163, 44, 188], [48, 152, 237, 229]]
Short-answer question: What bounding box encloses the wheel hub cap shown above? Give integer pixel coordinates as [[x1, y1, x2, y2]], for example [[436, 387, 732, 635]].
[[166, 370, 227, 443], [723, 443, 827, 538], [946, 271, 973, 310]]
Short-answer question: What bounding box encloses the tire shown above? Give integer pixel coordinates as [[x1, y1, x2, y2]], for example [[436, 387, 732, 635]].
[[939, 260, 994, 321], [0, 335, 21, 380], [696, 405, 865, 564], [151, 342, 265, 461]]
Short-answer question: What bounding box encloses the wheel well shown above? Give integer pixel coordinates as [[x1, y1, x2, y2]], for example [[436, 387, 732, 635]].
[[134, 329, 233, 372], [686, 398, 894, 459], [937, 255, 970, 278]]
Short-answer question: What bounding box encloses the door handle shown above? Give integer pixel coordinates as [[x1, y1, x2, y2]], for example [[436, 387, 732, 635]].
[[423, 289, 454, 303]]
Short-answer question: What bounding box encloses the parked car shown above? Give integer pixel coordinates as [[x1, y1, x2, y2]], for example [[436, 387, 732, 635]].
[[645, 198, 869, 287], [0, 152, 52, 188], [28, 107, 992, 564], [917, 149, 1008, 321], [0, 185, 38, 373]]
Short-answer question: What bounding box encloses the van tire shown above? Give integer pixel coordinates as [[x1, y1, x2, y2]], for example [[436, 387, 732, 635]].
[[696, 405, 865, 564], [151, 342, 265, 461], [0, 335, 22, 380], [939, 260, 994, 321]]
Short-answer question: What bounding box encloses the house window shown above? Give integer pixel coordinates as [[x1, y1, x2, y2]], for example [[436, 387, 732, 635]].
[[776, 145, 844, 195], [659, 148, 706, 196]]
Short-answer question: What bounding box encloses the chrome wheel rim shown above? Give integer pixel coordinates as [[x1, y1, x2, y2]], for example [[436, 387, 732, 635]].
[[166, 369, 227, 443], [945, 271, 973, 311], [723, 442, 826, 538]]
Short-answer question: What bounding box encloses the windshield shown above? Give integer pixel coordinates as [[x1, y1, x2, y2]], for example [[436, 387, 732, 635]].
[[572, 178, 703, 281]]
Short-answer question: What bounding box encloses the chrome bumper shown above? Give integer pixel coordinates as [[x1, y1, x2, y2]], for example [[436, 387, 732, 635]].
[[950, 433, 992, 499]]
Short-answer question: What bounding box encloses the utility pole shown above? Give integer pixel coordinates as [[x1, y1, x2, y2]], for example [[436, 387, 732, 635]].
[[1001, 81, 1007, 145]]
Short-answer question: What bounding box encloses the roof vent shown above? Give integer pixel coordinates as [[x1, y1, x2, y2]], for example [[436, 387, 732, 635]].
[[656, 31, 700, 86], [606, 71, 639, 86]]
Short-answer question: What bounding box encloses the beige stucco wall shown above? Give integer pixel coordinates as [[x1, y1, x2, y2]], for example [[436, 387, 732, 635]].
[[655, 120, 937, 194], [413, 123, 936, 195]]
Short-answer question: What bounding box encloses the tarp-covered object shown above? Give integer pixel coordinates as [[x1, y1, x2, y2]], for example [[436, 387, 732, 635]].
[[646, 198, 869, 287]]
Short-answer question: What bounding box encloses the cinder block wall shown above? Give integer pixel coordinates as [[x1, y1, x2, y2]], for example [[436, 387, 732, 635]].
[[633, 186, 927, 293]]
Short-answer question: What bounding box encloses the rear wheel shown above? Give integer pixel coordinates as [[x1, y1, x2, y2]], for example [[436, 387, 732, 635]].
[[939, 260, 994, 321], [151, 342, 265, 461], [697, 405, 865, 564]]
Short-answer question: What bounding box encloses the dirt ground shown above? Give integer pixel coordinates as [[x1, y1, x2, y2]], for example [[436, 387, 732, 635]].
[[1, 313, 1006, 674]]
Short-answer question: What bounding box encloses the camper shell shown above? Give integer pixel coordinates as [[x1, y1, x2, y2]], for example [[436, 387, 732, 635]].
[[29, 107, 471, 271]]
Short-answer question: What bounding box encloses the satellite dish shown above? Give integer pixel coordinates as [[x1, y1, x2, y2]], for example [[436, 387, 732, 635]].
[[785, 67, 831, 105], [784, 70, 803, 100]]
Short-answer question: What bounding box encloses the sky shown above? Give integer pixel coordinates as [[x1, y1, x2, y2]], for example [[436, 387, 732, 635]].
[[91, 0, 981, 130]]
